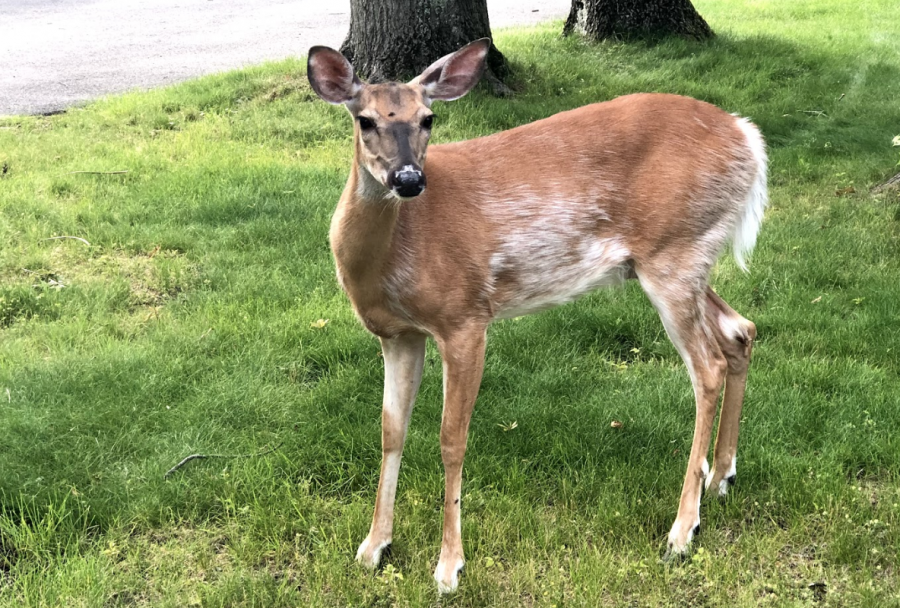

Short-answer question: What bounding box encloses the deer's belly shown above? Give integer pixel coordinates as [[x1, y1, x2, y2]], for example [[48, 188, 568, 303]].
[[489, 237, 632, 320]]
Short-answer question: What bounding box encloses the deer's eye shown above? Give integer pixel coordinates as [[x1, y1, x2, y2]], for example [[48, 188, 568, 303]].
[[421, 115, 435, 130], [357, 116, 376, 131]]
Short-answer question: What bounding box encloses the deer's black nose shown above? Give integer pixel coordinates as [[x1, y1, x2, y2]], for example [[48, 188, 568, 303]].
[[390, 166, 426, 198]]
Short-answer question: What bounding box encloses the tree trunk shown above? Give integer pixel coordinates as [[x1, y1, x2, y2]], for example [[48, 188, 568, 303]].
[[564, 0, 713, 41], [341, 0, 509, 93]]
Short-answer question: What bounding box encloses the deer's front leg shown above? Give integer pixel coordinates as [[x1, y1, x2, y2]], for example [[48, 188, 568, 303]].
[[433, 326, 486, 594], [356, 333, 426, 569]]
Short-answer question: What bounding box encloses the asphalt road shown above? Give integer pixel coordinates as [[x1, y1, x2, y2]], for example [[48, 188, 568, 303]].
[[0, 0, 570, 117]]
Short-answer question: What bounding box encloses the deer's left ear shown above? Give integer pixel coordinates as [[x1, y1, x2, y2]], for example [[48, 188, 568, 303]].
[[412, 38, 490, 102], [307, 46, 363, 104]]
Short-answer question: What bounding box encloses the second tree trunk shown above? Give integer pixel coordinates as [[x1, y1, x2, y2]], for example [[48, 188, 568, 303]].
[[564, 0, 714, 41]]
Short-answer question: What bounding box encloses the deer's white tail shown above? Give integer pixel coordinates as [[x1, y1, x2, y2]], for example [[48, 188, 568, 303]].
[[732, 117, 768, 272]]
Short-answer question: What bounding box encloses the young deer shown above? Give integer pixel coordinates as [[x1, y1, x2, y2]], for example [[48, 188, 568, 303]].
[[307, 39, 766, 593]]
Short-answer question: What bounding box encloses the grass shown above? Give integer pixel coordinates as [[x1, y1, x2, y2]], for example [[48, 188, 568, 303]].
[[1, 0, 900, 605]]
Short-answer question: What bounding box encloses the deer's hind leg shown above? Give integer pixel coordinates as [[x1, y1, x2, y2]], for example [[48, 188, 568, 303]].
[[704, 287, 756, 497], [637, 271, 727, 558]]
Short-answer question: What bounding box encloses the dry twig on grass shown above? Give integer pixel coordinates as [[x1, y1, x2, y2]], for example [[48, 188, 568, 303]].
[[43, 235, 91, 246], [164, 442, 284, 478], [67, 170, 129, 175]]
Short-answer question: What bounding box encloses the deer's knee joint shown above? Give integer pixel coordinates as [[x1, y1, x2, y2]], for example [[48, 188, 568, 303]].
[[382, 442, 404, 457], [381, 421, 408, 452], [440, 443, 465, 469], [719, 318, 755, 373], [733, 318, 756, 345], [744, 320, 757, 343], [736, 318, 756, 356]]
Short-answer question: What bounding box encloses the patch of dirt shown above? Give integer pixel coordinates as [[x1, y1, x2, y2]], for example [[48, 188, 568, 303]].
[[1, 245, 199, 329], [45, 245, 195, 305]]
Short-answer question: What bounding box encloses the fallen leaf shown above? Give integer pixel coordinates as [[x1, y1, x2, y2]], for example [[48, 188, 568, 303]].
[[310, 318, 329, 329], [610, 420, 623, 429]]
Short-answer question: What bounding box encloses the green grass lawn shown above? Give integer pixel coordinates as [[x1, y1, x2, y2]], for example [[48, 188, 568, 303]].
[[2, 0, 900, 605]]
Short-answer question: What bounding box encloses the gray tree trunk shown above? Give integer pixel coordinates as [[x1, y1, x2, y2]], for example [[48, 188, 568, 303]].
[[564, 0, 714, 40], [340, 0, 509, 92]]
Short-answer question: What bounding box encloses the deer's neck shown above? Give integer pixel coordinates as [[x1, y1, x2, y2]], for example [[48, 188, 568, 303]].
[[329, 158, 404, 332]]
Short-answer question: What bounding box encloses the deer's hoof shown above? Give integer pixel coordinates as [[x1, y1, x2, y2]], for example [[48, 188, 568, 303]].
[[356, 536, 391, 570], [706, 457, 737, 498], [434, 555, 465, 594]]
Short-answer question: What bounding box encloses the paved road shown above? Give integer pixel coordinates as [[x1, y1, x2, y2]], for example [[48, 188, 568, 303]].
[[0, 0, 570, 117]]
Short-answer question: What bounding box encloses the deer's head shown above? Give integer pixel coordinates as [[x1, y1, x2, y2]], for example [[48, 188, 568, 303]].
[[307, 39, 489, 199]]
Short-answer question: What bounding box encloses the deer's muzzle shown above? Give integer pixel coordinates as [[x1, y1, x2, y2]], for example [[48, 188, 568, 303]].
[[390, 165, 426, 198]]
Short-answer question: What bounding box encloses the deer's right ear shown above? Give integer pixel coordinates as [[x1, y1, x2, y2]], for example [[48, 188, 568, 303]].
[[307, 46, 362, 104]]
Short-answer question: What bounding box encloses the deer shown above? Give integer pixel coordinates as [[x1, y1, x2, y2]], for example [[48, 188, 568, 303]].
[[306, 38, 767, 593]]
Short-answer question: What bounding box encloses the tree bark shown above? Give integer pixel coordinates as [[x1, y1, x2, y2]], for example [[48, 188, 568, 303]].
[[341, 0, 509, 93], [564, 0, 714, 41]]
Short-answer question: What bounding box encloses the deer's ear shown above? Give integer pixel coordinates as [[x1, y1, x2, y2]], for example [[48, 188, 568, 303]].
[[413, 38, 490, 102], [307, 46, 362, 104]]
